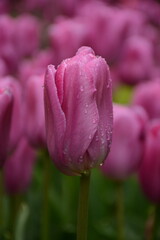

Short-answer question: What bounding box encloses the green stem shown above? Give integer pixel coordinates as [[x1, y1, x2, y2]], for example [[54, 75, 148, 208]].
[[41, 152, 50, 240], [77, 171, 91, 240], [116, 181, 125, 240], [152, 205, 160, 240], [9, 194, 21, 240], [0, 170, 3, 233]]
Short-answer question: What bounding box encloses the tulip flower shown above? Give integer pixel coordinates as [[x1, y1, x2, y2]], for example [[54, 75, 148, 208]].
[[48, 18, 88, 65], [1, 77, 23, 151], [44, 45, 112, 240], [117, 36, 153, 84], [132, 80, 160, 120], [44, 46, 113, 176], [101, 104, 148, 180], [139, 120, 160, 203], [0, 80, 13, 167], [4, 137, 36, 194], [24, 74, 46, 148], [14, 14, 40, 58]]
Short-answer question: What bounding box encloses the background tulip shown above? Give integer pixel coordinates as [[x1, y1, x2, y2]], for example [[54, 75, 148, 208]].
[[24, 74, 46, 148], [4, 137, 36, 194], [139, 120, 160, 203], [0, 80, 13, 167], [132, 79, 160, 120], [44, 46, 113, 176], [101, 104, 148, 180]]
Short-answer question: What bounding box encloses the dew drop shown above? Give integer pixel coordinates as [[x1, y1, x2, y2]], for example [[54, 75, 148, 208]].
[[89, 134, 92, 139], [80, 86, 84, 92], [100, 163, 103, 167], [84, 109, 88, 114], [85, 104, 89, 108], [92, 119, 96, 124]]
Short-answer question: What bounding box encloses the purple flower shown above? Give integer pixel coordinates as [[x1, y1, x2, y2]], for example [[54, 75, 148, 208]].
[[101, 104, 148, 180], [44, 46, 113, 175], [139, 120, 160, 203]]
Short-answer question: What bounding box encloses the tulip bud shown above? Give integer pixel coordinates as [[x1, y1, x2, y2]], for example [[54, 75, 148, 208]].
[[48, 18, 88, 65], [14, 14, 40, 58], [118, 36, 153, 84], [132, 80, 160, 120], [101, 104, 148, 180], [139, 120, 160, 203], [24, 75, 46, 148], [0, 80, 13, 167], [1, 77, 23, 151], [4, 137, 36, 194], [44, 46, 113, 176]]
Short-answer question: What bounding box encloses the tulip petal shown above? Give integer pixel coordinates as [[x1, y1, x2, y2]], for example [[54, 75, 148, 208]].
[[44, 65, 75, 175], [87, 57, 113, 167], [61, 59, 99, 173]]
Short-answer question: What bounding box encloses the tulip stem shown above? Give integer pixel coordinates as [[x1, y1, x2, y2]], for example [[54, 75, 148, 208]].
[[0, 170, 3, 232], [77, 171, 91, 240], [152, 205, 160, 240], [41, 151, 50, 240], [9, 194, 21, 240], [116, 181, 125, 240]]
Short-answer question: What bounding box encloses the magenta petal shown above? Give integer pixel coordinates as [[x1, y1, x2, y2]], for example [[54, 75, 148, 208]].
[[87, 57, 113, 166], [61, 60, 99, 173], [44, 65, 73, 175], [4, 137, 36, 194]]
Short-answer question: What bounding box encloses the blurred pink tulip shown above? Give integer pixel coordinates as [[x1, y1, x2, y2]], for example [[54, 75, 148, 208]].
[[44, 46, 113, 176], [24, 75, 46, 148], [139, 120, 160, 203], [132, 79, 160, 120], [101, 104, 148, 180], [48, 17, 88, 65], [0, 80, 13, 167], [4, 137, 36, 194], [1, 77, 23, 150], [118, 36, 154, 84], [14, 14, 40, 58]]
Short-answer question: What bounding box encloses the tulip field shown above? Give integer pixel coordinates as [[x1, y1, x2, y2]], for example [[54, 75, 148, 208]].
[[0, 0, 160, 240]]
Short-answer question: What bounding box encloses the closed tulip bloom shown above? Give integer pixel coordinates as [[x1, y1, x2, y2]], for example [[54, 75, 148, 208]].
[[4, 137, 36, 194], [0, 80, 13, 167], [101, 104, 147, 180], [24, 75, 46, 148], [48, 18, 88, 65], [118, 36, 153, 84], [14, 14, 40, 58], [132, 80, 160, 120], [139, 120, 160, 203], [44, 46, 113, 176], [2, 77, 23, 151]]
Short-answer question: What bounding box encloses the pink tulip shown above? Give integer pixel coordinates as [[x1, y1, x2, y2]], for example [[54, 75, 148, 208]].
[[101, 104, 148, 180], [4, 137, 36, 194], [1, 77, 23, 151], [0, 80, 13, 167], [132, 79, 160, 120], [0, 15, 18, 73], [24, 75, 46, 148], [139, 120, 160, 203], [118, 36, 154, 84], [48, 17, 88, 65], [14, 14, 40, 58], [44, 46, 113, 176]]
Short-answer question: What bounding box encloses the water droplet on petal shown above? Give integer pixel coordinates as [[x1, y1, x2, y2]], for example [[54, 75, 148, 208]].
[[80, 86, 84, 92], [92, 119, 96, 124], [89, 134, 92, 140], [100, 163, 103, 167], [95, 136, 99, 142], [84, 109, 88, 114]]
